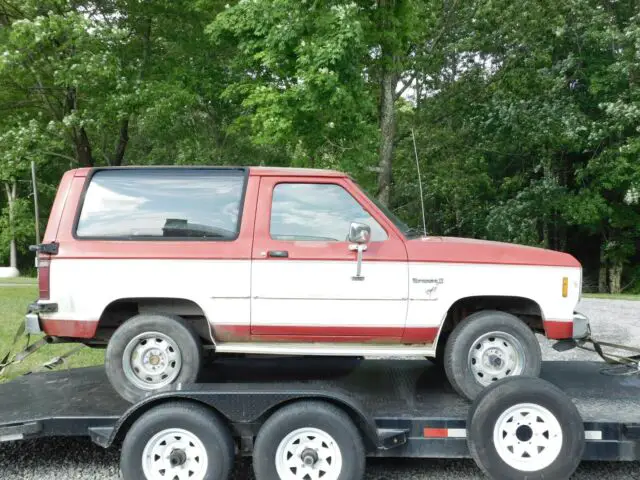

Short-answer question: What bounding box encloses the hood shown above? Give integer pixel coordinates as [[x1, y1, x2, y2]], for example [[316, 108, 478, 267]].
[[405, 236, 580, 268]]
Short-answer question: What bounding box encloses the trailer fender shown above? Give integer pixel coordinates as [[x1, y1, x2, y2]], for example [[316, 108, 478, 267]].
[[98, 386, 382, 452]]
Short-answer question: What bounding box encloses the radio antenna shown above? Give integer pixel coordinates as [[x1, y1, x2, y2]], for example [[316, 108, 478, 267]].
[[411, 128, 427, 237]]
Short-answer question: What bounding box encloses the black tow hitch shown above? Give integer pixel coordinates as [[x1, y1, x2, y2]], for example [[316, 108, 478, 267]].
[[553, 339, 578, 353]]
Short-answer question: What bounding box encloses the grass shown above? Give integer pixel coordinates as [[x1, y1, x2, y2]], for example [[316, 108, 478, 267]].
[[583, 293, 640, 301], [0, 276, 37, 284], [0, 285, 104, 382]]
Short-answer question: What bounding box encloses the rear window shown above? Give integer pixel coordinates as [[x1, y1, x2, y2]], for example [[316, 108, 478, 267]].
[[75, 169, 245, 240]]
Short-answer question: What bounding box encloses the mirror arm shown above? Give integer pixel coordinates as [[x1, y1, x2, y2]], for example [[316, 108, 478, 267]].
[[349, 244, 367, 281]]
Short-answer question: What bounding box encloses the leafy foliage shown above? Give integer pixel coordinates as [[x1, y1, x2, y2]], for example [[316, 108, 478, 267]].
[[0, 0, 638, 292]]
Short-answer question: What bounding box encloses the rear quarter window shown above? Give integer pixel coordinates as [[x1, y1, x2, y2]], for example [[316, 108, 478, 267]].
[[75, 169, 245, 240]]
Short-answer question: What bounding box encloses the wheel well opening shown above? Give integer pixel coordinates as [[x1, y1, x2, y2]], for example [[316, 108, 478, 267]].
[[96, 298, 212, 345], [440, 296, 544, 339], [257, 398, 379, 452]]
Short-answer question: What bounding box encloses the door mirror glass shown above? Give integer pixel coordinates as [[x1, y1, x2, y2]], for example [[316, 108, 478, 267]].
[[348, 222, 371, 244]]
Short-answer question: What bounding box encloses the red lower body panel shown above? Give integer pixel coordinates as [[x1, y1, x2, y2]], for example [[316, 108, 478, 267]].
[[41, 319, 99, 338], [214, 325, 439, 344], [543, 320, 573, 339]]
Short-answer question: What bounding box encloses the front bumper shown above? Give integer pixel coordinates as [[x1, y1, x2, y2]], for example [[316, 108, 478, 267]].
[[545, 312, 591, 340], [572, 312, 591, 340], [551, 312, 591, 353]]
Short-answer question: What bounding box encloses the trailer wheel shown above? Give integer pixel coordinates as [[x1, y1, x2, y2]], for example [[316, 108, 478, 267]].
[[106, 314, 202, 403], [120, 401, 234, 480], [253, 401, 365, 480], [443, 310, 541, 400], [467, 376, 584, 480]]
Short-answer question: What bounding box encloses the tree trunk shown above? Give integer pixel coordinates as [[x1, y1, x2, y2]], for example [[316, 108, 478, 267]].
[[74, 126, 94, 167], [609, 261, 623, 294], [376, 66, 397, 207], [541, 156, 552, 249], [375, 0, 398, 207], [111, 118, 129, 166], [66, 86, 94, 166], [5, 181, 17, 269], [598, 239, 608, 293], [542, 219, 550, 249]]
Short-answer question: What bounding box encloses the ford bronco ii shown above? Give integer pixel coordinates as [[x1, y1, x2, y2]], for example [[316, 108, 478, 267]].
[[27, 167, 589, 402]]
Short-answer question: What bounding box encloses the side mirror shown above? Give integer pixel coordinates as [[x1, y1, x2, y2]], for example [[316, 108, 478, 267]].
[[348, 222, 371, 244]]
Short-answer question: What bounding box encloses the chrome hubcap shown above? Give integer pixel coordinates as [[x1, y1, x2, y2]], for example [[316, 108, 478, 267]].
[[123, 332, 182, 390], [493, 403, 563, 471], [275, 427, 343, 480], [142, 428, 208, 480], [468, 331, 525, 386]]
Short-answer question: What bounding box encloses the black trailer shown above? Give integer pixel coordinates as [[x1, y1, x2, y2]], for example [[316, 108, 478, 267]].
[[1, 357, 639, 479]]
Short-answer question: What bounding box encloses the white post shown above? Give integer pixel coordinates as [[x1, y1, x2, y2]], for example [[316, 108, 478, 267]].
[[31, 161, 41, 245]]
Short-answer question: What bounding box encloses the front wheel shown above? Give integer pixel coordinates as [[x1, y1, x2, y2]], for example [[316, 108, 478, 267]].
[[443, 310, 541, 400], [106, 314, 203, 403], [120, 401, 234, 480], [253, 401, 366, 480]]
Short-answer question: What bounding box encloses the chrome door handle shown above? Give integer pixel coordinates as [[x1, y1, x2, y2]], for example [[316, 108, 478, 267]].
[[268, 250, 289, 258]]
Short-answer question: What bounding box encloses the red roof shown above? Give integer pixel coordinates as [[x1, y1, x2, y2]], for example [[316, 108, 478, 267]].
[[70, 166, 346, 178]]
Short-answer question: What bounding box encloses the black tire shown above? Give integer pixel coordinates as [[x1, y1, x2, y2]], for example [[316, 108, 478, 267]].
[[253, 401, 366, 480], [120, 401, 234, 480], [106, 313, 203, 403], [467, 376, 585, 480], [443, 310, 541, 401]]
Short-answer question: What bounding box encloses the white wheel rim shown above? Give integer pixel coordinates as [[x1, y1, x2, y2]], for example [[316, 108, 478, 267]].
[[493, 403, 563, 472], [142, 428, 208, 480], [468, 331, 526, 386], [123, 332, 182, 390], [275, 427, 343, 480]]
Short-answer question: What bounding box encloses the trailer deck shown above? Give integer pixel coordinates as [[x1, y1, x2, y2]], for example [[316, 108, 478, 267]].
[[1, 358, 640, 462]]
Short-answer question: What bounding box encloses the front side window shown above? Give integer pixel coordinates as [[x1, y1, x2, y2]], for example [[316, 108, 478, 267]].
[[270, 183, 387, 241], [76, 169, 245, 240]]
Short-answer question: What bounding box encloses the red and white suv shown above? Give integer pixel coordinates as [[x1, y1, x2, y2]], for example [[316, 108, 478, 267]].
[[27, 167, 589, 402]]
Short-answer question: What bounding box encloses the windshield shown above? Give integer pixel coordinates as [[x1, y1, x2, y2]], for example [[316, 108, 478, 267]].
[[358, 185, 423, 238]]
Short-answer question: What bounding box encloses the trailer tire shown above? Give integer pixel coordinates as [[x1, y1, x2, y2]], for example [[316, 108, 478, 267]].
[[253, 401, 366, 480], [467, 376, 584, 480], [106, 313, 202, 403], [120, 401, 234, 480], [443, 310, 541, 400]]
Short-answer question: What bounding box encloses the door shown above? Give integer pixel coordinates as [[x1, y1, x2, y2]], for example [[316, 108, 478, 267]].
[[250, 176, 409, 343]]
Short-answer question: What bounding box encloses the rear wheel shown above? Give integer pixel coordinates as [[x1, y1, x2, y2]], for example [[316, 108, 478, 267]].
[[106, 314, 202, 403], [253, 401, 366, 480], [443, 310, 541, 400]]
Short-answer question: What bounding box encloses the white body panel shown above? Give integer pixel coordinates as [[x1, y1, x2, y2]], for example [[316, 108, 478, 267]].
[[250, 260, 408, 330], [47, 259, 251, 327], [407, 263, 582, 329], [45, 257, 581, 349]]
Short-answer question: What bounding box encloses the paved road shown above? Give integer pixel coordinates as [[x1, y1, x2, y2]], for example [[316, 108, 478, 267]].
[[1, 298, 639, 479]]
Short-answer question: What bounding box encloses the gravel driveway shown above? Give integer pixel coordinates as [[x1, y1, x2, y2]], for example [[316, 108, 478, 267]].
[[1, 298, 639, 480]]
